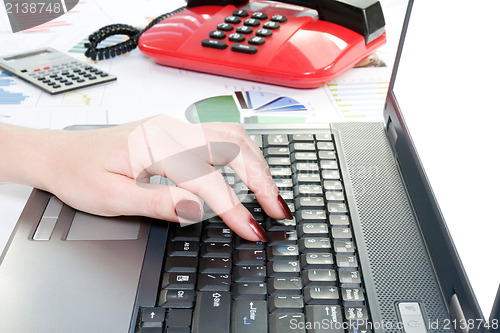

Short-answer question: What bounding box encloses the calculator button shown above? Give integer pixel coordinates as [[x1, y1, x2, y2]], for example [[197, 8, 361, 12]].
[[233, 9, 248, 17], [231, 44, 258, 54], [228, 33, 245, 42], [236, 26, 253, 34], [21, 69, 27, 73], [271, 14, 287, 23], [263, 21, 280, 29], [217, 23, 233, 31], [77, 79, 85, 83], [252, 12, 268, 20], [202, 39, 228, 50], [248, 36, 265, 45], [243, 18, 260, 27], [225, 16, 241, 24], [53, 84, 61, 88], [209, 30, 226, 39]]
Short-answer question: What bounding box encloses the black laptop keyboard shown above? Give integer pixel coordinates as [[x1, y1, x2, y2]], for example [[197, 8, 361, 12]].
[[136, 133, 370, 333]]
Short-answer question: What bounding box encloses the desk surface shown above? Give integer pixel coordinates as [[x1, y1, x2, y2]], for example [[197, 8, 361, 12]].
[[2, 0, 496, 320]]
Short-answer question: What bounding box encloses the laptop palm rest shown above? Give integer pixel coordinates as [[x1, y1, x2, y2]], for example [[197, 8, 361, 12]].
[[0, 189, 151, 333]]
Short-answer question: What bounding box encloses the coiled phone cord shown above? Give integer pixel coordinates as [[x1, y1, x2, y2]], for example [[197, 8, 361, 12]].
[[84, 6, 186, 61]]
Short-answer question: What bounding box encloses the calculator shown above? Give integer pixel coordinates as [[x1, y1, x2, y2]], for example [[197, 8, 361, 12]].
[[0, 48, 116, 95]]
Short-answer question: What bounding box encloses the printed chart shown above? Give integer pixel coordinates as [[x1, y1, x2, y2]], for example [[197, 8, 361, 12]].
[[185, 91, 308, 124], [0, 72, 29, 105]]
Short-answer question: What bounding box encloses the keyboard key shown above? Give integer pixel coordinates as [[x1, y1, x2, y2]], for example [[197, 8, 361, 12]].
[[192, 291, 231, 333], [269, 294, 304, 312], [341, 287, 365, 305], [267, 260, 300, 276], [234, 249, 266, 265], [158, 289, 195, 308], [231, 299, 268, 332], [232, 282, 267, 299], [164, 256, 198, 272], [201, 242, 232, 257], [304, 286, 340, 304], [197, 273, 231, 291], [303, 269, 337, 286], [166, 308, 193, 327], [199, 257, 232, 274], [234, 265, 266, 282], [141, 307, 165, 327], [167, 241, 200, 257], [269, 313, 305, 333], [268, 277, 302, 294], [305, 305, 344, 333], [267, 245, 299, 259], [162, 272, 196, 290]]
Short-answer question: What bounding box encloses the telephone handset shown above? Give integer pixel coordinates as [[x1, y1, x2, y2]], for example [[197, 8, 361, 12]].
[[85, 0, 386, 89]]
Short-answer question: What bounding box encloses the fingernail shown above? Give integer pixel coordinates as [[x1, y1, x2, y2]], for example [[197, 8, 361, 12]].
[[175, 200, 203, 221], [277, 194, 293, 220], [248, 217, 269, 242]]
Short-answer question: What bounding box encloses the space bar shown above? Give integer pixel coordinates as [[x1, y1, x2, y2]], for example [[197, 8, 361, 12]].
[[192, 291, 231, 333]]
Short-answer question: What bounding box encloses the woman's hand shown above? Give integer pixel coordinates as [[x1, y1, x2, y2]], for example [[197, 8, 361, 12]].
[[0, 115, 292, 241]]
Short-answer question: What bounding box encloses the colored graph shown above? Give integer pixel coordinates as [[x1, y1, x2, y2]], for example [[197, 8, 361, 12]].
[[328, 80, 389, 122], [185, 91, 308, 124], [0, 72, 29, 105]]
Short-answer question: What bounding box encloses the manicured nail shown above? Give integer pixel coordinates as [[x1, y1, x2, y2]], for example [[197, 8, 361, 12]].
[[248, 217, 269, 242], [175, 200, 203, 221], [277, 194, 293, 220]]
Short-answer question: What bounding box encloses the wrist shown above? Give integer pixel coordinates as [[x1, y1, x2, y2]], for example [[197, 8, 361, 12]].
[[0, 123, 65, 191]]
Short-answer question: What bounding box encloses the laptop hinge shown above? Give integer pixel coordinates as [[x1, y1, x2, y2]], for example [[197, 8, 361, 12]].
[[386, 116, 398, 155]]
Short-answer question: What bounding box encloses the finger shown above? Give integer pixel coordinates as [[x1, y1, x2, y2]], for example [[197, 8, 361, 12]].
[[201, 124, 290, 220], [105, 174, 204, 223]]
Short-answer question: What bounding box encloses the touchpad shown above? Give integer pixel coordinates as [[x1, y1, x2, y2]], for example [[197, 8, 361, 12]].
[[66, 211, 142, 241]]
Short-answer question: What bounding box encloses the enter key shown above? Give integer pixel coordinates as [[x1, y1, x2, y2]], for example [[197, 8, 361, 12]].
[[232, 299, 268, 333]]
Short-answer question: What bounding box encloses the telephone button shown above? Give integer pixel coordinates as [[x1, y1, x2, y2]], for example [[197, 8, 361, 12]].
[[202, 39, 228, 50], [233, 9, 248, 17], [263, 21, 280, 30], [256, 29, 273, 37], [228, 33, 245, 43], [248, 36, 265, 45], [210, 31, 226, 39], [225, 16, 241, 24], [252, 12, 268, 20], [231, 44, 258, 55], [236, 26, 253, 34], [271, 15, 288, 23], [217, 23, 233, 31], [243, 18, 260, 27]]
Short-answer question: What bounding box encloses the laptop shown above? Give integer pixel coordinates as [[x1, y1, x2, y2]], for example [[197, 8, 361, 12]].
[[1, 0, 499, 332]]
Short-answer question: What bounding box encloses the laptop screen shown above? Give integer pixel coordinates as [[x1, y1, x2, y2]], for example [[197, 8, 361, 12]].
[[391, 0, 500, 319]]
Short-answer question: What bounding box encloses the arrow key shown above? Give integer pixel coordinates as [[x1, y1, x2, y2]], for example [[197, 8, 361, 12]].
[[141, 307, 165, 327]]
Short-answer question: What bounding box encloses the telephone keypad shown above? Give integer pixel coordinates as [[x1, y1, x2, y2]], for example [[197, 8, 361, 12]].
[[202, 9, 287, 55]]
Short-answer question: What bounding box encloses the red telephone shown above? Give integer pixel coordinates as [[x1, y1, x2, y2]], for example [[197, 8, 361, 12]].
[[138, 0, 386, 89]]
